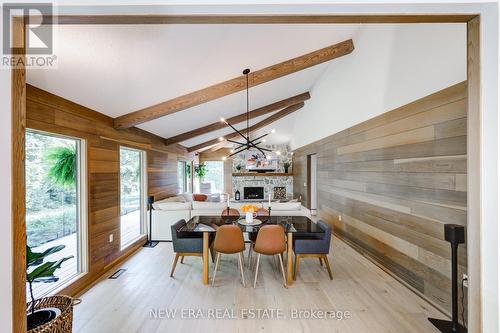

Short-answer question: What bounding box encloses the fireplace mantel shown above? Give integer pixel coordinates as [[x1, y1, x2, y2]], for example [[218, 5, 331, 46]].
[[232, 172, 292, 177]]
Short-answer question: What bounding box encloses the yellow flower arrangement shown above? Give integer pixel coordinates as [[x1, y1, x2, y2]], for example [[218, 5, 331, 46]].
[[241, 205, 260, 213]]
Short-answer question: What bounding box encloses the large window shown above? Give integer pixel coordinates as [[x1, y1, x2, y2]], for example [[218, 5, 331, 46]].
[[203, 161, 224, 194], [120, 147, 146, 249], [26, 130, 87, 298], [177, 160, 192, 193]]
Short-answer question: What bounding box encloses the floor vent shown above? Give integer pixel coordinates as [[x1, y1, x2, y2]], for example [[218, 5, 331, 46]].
[[109, 269, 127, 279]]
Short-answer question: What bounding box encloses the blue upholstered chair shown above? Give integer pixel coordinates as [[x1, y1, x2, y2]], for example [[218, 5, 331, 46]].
[[170, 219, 213, 277], [293, 220, 333, 280]]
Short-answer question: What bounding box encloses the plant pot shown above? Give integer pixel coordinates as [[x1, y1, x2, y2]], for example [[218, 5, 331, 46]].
[[28, 308, 60, 330], [284, 167, 289, 173], [27, 295, 77, 333]]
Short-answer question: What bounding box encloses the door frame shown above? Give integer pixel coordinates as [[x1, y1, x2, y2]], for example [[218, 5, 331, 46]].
[[11, 12, 483, 333]]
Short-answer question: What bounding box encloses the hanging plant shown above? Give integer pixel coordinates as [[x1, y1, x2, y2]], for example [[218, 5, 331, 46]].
[[46, 147, 77, 188], [195, 164, 208, 180]]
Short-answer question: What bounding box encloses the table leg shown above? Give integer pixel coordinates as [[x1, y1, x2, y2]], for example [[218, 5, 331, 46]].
[[203, 232, 209, 285], [287, 232, 293, 285]]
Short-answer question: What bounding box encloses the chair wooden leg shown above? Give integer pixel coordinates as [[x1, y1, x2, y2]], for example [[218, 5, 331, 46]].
[[253, 254, 261, 288], [323, 255, 333, 280], [238, 252, 246, 287], [278, 253, 287, 288], [319, 257, 323, 266], [293, 254, 300, 281], [170, 253, 180, 277], [211, 253, 221, 287], [180, 256, 184, 264]]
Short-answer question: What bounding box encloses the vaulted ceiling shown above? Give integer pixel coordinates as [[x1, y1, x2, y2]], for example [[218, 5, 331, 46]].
[[27, 24, 361, 150]]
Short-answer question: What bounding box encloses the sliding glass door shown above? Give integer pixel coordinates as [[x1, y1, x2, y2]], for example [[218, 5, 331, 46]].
[[25, 129, 87, 298], [119, 147, 146, 249]]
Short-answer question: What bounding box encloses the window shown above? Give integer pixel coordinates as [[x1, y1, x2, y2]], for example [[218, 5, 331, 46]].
[[25, 130, 87, 299], [203, 161, 224, 194], [178, 161, 187, 193], [178, 160, 192, 193], [120, 147, 146, 249]]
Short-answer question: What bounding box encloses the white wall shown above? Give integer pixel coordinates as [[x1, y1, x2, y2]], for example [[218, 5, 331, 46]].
[[291, 23, 467, 149]]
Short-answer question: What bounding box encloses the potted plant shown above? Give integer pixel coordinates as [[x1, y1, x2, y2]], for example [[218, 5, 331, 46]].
[[283, 162, 291, 173], [27, 244, 74, 331], [195, 164, 208, 181], [235, 164, 242, 172]]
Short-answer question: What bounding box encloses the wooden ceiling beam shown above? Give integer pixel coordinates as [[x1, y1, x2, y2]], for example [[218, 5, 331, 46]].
[[113, 39, 353, 129], [164, 92, 310, 145], [188, 101, 304, 152]]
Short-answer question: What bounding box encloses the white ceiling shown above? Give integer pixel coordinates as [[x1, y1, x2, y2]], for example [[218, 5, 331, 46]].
[[27, 24, 361, 148]]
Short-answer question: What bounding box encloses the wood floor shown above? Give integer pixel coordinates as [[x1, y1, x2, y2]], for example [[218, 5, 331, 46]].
[[73, 236, 444, 333]]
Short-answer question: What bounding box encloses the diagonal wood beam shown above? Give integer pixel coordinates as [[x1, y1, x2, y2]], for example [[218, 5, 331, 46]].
[[188, 102, 304, 152], [164, 92, 310, 145], [114, 39, 354, 129]]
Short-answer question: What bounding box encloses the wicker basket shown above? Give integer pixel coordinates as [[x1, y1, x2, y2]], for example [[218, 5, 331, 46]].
[[27, 295, 77, 333]]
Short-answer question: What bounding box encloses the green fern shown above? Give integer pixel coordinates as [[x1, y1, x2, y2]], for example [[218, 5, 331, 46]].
[[46, 147, 77, 188]]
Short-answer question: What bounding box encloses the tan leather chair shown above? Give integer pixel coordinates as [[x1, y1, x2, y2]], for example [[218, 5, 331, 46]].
[[221, 208, 240, 217], [212, 224, 246, 287], [253, 225, 287, 288], [247, 208, 270, 266]]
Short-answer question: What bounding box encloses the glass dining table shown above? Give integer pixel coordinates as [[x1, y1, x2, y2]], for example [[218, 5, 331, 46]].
[[179, 215, 325, 285]]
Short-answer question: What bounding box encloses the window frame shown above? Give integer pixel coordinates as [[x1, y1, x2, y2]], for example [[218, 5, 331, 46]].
[[119, 146, 147, 250], [25, 128, 89, 298]]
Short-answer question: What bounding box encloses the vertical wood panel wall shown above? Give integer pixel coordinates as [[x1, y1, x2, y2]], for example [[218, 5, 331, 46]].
[[293, 81, 467, 315], [26, 85, 187, 295]]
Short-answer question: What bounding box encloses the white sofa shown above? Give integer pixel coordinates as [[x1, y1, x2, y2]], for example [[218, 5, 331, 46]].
[[151, 195, 309, 241]]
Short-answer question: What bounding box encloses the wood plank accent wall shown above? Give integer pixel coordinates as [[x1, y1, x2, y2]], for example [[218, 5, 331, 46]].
[[25, 84, 187, 296], [293, 81, 468, 316]]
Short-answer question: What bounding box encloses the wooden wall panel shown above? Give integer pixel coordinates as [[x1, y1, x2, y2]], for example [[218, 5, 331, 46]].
[[25, 84, 188, 296], [293, 81, 467, 317]]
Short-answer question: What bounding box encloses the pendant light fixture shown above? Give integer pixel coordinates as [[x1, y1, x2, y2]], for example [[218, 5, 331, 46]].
[[219, 68, 275, 158]]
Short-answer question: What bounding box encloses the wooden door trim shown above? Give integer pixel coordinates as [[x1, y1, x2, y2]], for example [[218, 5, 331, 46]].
[[466, 15, 481, 333], [11, 13, 481, 333], [40, 14, 476, 25], [12, 16, 27, 333]]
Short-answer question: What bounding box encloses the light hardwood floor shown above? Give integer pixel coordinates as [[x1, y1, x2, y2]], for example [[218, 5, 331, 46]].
[[73, 236, 444, 333]]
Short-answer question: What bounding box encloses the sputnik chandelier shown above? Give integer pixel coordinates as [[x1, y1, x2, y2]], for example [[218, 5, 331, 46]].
[[219, 68, 276, 158]]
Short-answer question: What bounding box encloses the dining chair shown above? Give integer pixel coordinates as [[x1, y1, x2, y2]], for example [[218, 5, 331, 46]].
[[221, 208, 240, 217], [170, 219, 213, 277], [247, 208, 270, 267], [212, 225, 246, 287], [253, 225, 287, 288], [293, 220, 333, 280]]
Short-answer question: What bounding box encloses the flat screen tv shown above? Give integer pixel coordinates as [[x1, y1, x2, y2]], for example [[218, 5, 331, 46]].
[[245, 150, 277, 172]]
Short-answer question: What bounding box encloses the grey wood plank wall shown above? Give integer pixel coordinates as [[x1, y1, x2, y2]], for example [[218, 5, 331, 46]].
[[293, 81, 467, 317]]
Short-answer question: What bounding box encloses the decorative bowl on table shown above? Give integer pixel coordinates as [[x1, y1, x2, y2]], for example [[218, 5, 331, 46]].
[[238, 218, 262, 226]]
